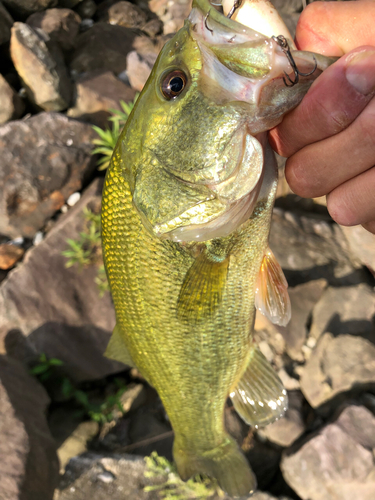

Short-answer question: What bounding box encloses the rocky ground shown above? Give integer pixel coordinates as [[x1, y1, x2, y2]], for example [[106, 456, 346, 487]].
[[1, 0, 375, 499]]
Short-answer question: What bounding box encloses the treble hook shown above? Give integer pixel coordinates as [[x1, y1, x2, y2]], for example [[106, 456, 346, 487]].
[[227, 0, 242, 19], [272, 35, 317, 87]]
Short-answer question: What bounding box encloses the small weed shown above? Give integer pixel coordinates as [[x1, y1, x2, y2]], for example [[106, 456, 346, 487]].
[[30, 353, 64, 382], [92, 95, 139, 171], [62, 207, 109, 294], [144, 452, 223, 500]]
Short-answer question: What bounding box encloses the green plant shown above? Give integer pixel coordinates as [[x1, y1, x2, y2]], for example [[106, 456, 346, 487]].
[[144, 452, 223, 500], [30, 353, 64, 382], [92, 95, 139, 170]]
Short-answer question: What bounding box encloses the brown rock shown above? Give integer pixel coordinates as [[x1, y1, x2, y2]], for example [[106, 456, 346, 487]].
[[26, 8, 81, 52], [106, 1, 148, 29], [0, 243, 24, 269], [149, 0, 191, 35], [0, 112, 96, 238], [2, 0, 57, 17], [142, 18, 163, 37], [75, 0, 96, 19], [0, 1, 13, 45], [0, 179, 123, 382], [281, 405, 375, 500], [10, 22, 72, 111], [126, 49, 157, 91], [69, 23, 137, 76], [300, 333, 375, 409], [0, 73, 24, 124], [341, 224, 375, 275], [0, 354, 59, 500], [67, 70, 136, 127], [281, 279, 327, 361], [309, 284, 375, 341]]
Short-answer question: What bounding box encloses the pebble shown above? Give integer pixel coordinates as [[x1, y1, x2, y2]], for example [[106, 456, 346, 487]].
[[67, 192, 81, 207]]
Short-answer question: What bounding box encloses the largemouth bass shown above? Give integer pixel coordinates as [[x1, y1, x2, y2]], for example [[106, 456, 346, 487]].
[[102, 0, 336, 496]]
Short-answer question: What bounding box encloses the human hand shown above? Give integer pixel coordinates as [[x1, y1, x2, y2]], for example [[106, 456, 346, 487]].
[[269, 0, 375, 234]]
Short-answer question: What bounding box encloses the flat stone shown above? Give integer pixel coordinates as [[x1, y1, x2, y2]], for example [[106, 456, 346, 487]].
[[69, 23, 137, 76], [281, 279, 327, 361], [269, 209, 363, 285], [300, 333, 375, 409], [105, 1, 148, 29], [0, 73, 24, 124], [10, 22, 72, 111], [281, 405, 375, 500], [0, 112, 96, 238], [67, 70, 136, 127], [26, 8, 81, 52], [309, 284, 375, 341], [0, 354, 59, 500], [260, 391, 305, 448], [0, 1, 13, 45], [0, 179, 123, 382], [0, 243, 24, 269], [2, 0, 57, 17], [341, 225, 375, 275]]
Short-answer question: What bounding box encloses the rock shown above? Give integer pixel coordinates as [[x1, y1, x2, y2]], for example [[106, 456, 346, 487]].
[[10, 22, 72, 111], [281, 279, 327, 361], [58, 421, 99, 471], [260, 391, 305, 448], [0, 112, 96, 238], [141, 18, 163, 37], [0, 73, 24, 124], [0, 1, 13, 45], [300, 333, 375, 409], [335, 404, 375, 450], [341, 224, 375, 275], [69, 23, 137, 76], [0, 178, 123, 382], [281, 404, 375, 500], [0, 243, 24, 269], [2, 0, 57, 17], [149, 0, 191, 35], [105, 1, 148, 29], [126, 50, 157, 91], [269, 208, 364, 285], [0, 354, 59, 500], [75, 0, 96, 19], [309, 284, 375, 341], [67, 70, 136, 127], [26, 8, 81, 52]]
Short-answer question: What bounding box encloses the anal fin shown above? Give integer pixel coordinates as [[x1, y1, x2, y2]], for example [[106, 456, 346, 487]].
[[177, 253, 229, 323], [230, 347, 288, 428], [255, 247, 291, 326], [105, 324, 135, 367]]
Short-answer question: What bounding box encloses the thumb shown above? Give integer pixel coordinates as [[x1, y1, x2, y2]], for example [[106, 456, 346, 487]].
[[295, 0, 375, 56]]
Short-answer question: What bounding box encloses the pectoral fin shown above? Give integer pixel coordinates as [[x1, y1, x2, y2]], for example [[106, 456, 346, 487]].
[[255, 247, 291, 326], [230, 346, 287, 428], [177, 253, 229, 323], [104, 324, 135, 367]]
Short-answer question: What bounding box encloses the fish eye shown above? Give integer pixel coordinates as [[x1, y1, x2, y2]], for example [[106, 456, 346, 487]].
[[161, 70, 187, 100]]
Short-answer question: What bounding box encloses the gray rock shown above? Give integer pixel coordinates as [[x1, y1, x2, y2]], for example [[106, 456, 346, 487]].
[[69, 23, 137, 76], [3, 0, 57, 17], [309, 284, 375, 341], [126, 50, 157, 91], [26, 8, 81, 52], [0, 73, 24, 124], [0, 179, 123, 382], [149, 0, 191, 35], [67, 70, 136, 127], [281, 279, 327, 361], [341, 225, 375, 275], [269, 208, 363, 285], [281, 405, 375, 500], [10, 22, 72, 111], [75, 0, 96, 19], [0, 112, 96, 239], [300, 333, 375, 409], [0, 354, 59, 500], [0, 1, 13, 45], [260, 391, 305, 448], [104, 1, 149, 29]]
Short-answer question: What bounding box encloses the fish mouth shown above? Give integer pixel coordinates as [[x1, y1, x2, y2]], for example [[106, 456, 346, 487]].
[[150, 130, 265, 243]]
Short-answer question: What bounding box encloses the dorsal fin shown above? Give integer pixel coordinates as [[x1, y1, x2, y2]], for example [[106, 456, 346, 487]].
[[104, 324, 135, 367], [255, 247, 291, 326], [230, 346, 288, 428], [177, 252, 229, 324]]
